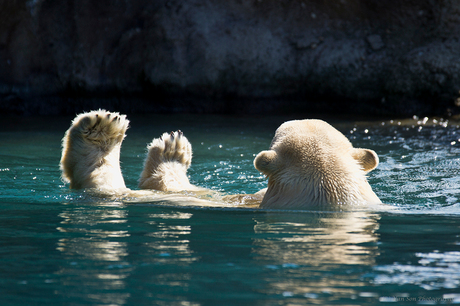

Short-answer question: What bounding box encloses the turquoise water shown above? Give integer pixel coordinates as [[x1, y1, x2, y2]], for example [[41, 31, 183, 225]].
[[1, 113, 460, 305]]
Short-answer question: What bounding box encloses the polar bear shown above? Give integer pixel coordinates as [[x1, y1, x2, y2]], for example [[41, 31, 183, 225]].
[[60, 109, 203, 197], [252, 119, 381, 209], [60, 110, 380, 210]]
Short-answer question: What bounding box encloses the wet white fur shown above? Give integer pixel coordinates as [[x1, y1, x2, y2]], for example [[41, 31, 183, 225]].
[[61, 111, 380, 209], [60, 110, 201, 194], [139, 131, 202, 191], [254, 119, 381, 209], [60, 109, 128, 190]]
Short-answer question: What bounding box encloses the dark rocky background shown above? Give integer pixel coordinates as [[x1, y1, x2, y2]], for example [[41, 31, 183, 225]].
[[1, 0, 460, 116]]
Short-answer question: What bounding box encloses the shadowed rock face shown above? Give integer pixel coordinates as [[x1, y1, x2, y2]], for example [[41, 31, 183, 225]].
[[1, 0, 460, 116]]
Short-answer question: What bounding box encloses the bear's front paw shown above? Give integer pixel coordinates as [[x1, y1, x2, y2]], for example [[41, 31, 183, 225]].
[[71, 109, 129, 149], [149, 131, 192, 167], [61, 109, 129, 190], [138, 131, 194, 191]]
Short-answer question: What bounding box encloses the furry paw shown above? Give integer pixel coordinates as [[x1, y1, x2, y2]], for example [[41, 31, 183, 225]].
[[139, 130, 195, 191], [69, 109, 129, 150], [148, 131, 192, 167], [60, 109, 129, 190]]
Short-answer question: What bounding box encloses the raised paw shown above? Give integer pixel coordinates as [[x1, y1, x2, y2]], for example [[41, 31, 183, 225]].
[[138, 130, 195, 191], [69, 109, 129, 150], [60, 109, 129, 190], [143, 130, 192, 168], [159, 130, 192, 167]]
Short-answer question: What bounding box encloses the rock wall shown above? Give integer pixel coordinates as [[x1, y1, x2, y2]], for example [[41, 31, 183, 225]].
[[1, 0, 460, 116]]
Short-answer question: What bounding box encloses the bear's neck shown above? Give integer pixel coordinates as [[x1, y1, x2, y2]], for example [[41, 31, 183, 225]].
[[260, 175, 361, 209]]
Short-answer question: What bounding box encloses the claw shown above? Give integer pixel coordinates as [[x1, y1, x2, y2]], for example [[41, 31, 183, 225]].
[[93, 114, 102, 127], [170, 131, 174, 138], [112, 116, 118, 122]]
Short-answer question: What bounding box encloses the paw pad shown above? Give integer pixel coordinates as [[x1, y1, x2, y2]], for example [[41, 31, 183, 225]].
[[148, 130, 192, 168], [71, 109, 129, 149]]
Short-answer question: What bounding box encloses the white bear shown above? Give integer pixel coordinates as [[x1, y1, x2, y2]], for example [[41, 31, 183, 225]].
[[61, 110, 380, 210], [60, 109, 203, 198], [252, 119, 381, 209]]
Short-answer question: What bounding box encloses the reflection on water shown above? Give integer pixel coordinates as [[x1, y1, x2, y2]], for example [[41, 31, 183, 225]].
[[254, 212, 379, 266], [57, 205, 130, 261], [56, 204, 131, 305], [53, 204, 384, 304], [252, 211, 380, 300], [144, 211, 197, 264], [55, 203, 199, 305]]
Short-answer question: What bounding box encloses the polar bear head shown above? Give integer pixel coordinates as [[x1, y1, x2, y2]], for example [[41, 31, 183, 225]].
[[254, 119, 380, 209]]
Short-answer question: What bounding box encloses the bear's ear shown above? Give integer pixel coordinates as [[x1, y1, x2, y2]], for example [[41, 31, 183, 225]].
[[351, 148, 379, 172], [254, 150, 278, 175]]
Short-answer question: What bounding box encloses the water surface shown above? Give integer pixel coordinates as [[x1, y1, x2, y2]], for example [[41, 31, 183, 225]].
[[0, 113, 459, 305]]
